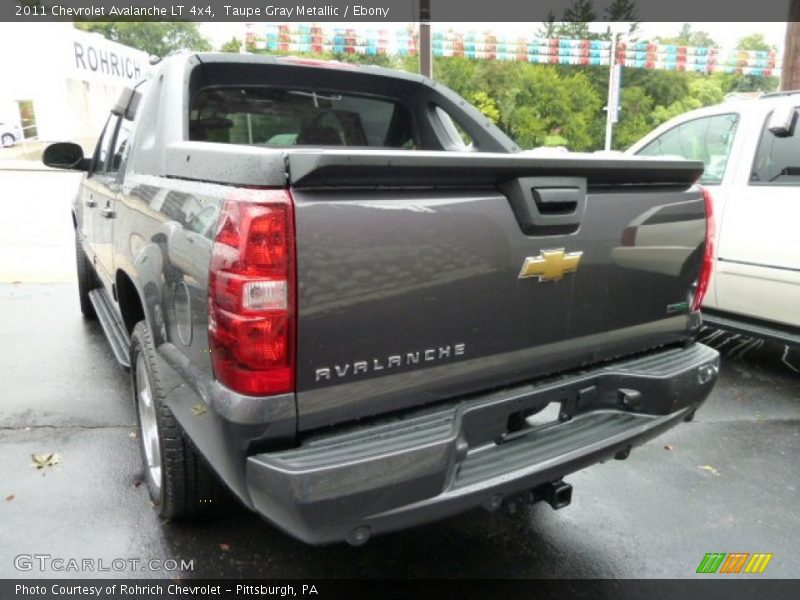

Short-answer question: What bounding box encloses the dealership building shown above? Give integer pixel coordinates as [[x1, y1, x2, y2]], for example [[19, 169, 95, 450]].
[[0, 23, 148, 147]]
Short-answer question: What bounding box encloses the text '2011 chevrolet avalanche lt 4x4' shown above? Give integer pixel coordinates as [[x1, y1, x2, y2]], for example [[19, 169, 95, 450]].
[[43, 53, 719, 545]]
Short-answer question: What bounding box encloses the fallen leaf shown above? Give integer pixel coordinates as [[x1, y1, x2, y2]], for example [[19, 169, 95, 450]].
[[699, 465, 719, 475], [191, 403, 207, 416], [664, 445, 674, 451], [219, 543, 231, 552], [5, 495, 14, 501], [133, 479, 143, 488], [31, 453, 61, 469]]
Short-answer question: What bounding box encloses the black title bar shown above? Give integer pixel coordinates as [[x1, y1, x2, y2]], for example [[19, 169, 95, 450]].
[[4, 0, 796, 22], [3, 579, 800, 600]]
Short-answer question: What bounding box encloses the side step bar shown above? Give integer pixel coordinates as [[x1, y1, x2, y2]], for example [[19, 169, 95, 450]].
[[703, 308, 800, 348], [88, 288, 131, 368]]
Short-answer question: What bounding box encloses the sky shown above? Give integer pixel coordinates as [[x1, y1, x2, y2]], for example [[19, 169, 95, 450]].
[[201, 22, 788, 53]]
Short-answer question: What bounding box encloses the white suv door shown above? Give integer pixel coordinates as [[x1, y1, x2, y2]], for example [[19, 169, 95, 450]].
[[714, 106, 800, 328]]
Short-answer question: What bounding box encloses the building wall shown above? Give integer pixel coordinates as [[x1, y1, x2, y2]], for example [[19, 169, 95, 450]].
[[0, 23, 148, 144]]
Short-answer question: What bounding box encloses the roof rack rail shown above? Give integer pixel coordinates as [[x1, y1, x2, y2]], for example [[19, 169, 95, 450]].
[[149, 49, 194, 66], [760, 90, 800, 99]]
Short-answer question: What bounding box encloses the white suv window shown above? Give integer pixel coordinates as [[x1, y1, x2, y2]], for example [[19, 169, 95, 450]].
[[750, 108, 800, 185], [637, 113, 739, 185]]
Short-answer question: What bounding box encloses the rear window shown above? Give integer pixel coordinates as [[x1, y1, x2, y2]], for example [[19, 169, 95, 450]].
[[636, 113, 739, 185], [189, 87, 416, 149], [750, 108, 800, 185]]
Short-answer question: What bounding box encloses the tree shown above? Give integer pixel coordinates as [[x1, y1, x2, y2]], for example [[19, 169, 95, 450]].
[[538, 13, 558, 38], [737, 33, 775, 52], [538, 0, 639, 43], [469, 91, 501, 123], [560, 0, 597, 38], [219, 37, 242, 53], [604, 0, 637, 21], [614, 86, 654, 149], [657, 24, 718, 48], [75, 22, 211, 57], [602, 0, 640, 41]]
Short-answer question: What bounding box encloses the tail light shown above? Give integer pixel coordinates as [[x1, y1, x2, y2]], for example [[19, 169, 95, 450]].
[[691, 187, 715, 312], [208, 188, 296, 396], [620, 225, 637, 247]]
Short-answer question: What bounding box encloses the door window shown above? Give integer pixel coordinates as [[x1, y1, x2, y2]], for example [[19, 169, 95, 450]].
[[750, 108, 800, 185], [108, 118, 133, 173], [92, 114, 120, 173], [637, 113, 739, 185]]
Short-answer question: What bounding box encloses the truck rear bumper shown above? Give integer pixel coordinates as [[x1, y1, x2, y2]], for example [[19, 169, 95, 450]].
[[245, 343, 719, 545]]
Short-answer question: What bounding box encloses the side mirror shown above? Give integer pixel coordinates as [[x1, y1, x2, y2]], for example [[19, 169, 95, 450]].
[[767, 104, 797, 138], [42, 142, 89, 171]]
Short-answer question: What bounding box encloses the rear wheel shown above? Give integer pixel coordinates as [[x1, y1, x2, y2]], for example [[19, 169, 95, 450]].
[[130, 321, 220, 518], [1, 134, 14, 147], [74, 232, 96, 319]]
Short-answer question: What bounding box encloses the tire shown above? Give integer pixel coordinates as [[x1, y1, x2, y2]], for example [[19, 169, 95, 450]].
[[130, 321, 221, 519], [1, 134, 14, 147], [74, 232, 97, 319]]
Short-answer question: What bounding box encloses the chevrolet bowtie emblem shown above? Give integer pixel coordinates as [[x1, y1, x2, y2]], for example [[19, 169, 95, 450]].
[[519, 249, 583, 282]]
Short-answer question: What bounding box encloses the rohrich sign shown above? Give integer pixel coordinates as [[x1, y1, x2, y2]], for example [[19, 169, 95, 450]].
[[70, 33, 147, 83]]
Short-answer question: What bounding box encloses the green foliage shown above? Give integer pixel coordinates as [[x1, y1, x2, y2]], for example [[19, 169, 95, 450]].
[[470, 92, 501, 124], [74, 22, 211, 57], [737, 33, 775, 52], [657, 23, 719, 48], [433, 60, 602, 150], [219, 37, 242, 53], [613, 86, 654, 149]]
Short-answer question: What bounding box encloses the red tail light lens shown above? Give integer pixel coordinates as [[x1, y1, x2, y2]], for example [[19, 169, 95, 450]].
[[208, 188, 296, 396], [620, 225, 637, 247], [692, 187, 715, 312]]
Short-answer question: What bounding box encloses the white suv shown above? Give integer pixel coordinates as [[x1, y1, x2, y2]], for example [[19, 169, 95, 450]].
[[628, 92, 800, 346]]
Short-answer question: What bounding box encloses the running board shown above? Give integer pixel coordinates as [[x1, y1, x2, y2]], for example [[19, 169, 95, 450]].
[[703, 309, 800, 348], [88, 289, 131, 368]]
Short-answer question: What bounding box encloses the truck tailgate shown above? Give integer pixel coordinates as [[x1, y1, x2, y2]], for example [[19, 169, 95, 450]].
[[288, 151, 705, 430]]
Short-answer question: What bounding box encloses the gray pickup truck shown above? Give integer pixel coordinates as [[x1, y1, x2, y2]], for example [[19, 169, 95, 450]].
[[43, 52, 719, 545]]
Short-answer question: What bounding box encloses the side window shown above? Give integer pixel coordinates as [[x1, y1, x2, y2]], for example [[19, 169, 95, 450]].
[[108, 118, 133, 173], [92, 114, 119, 173], [637, 113, 739, 185], [434, 105, 474, 151], [750, 108, 800, 185]]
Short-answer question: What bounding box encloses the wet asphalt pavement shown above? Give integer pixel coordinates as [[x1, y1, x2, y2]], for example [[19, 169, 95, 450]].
[[0, 169, 799, 579]]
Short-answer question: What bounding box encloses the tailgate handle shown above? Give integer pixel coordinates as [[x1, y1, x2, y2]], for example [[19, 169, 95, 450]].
[[533, 187, 579, 215], [500, 177, 587, 236]]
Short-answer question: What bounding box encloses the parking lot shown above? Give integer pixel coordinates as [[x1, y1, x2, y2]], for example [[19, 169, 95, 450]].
[[0, 168, 798, 579]]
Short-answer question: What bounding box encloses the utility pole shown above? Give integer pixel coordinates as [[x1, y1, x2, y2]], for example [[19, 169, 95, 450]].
[[604, 32, 622, 151], [781, 4, 800, 90], [419, 0, 432, 78]]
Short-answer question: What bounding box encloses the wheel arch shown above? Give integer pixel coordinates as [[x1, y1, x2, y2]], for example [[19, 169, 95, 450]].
[[115, 264, 167, 347]]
